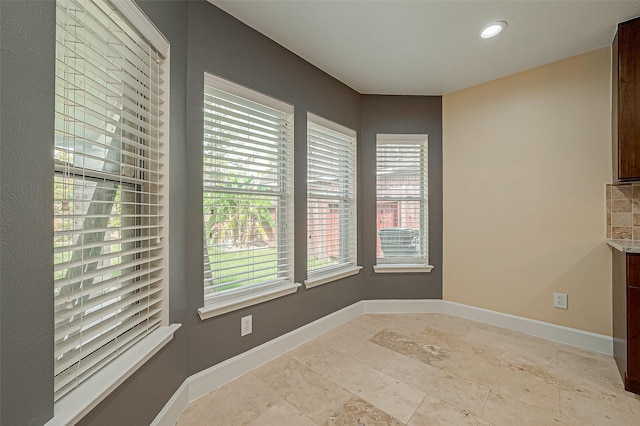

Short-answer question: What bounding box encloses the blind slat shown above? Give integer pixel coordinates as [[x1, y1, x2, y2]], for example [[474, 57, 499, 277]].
[[204, 110, 289, 139], [54, 295, 162, 364], [54, 234, 159, 254], [54, 307, 162, 376], [204, 89, 291, 121], [54, 269, 162, 308], [54, 223, 162, 238], [54, 286, 163, 342], [54, 317, 161, 399], [204, 122, 290, 147], [55, 256, 164, 290], [204, 133, 292, 156]]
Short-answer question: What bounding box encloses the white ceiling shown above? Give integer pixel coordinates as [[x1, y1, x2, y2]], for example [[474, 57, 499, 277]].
[[209, 0, 640, 95]]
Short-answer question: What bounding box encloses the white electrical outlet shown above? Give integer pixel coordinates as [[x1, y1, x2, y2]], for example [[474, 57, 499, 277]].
[[241, 315, 252, 336], [554, 293, 568, 309]]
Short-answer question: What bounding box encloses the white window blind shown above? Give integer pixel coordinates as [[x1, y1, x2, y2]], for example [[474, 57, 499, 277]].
[[307, 115, 357, 279], [203, 74, 294, 303], [376, 135, 428, 265], [54, 0, 168, 401]]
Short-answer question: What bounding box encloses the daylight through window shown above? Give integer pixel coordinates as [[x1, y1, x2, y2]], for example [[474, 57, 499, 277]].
[[306, 114, 359, 286], [202, 74, 295, 305], [376, 134, 429, 267]]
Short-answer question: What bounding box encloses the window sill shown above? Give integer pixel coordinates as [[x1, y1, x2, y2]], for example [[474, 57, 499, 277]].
[[198, 282, 301, 320], [48, 324, 181, 426], [304, 265, 362, 289], [373, 264, 434, 273]]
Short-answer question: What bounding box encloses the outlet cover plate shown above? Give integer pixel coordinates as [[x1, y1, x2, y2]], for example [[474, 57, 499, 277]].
[[241, 315, 252, 336], [554, 293, 568, 309]]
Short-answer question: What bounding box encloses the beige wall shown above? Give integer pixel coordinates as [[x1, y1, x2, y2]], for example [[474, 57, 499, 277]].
[[443, 47, 613, 336]]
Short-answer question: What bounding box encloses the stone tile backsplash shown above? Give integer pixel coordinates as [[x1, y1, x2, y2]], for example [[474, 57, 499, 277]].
[[606, 183, 640, 240]]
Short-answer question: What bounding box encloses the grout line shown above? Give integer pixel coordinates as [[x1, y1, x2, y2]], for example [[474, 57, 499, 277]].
[[405, 393, 427, 425], [479, 388, 491, 421], [557, 383, 562, 421]]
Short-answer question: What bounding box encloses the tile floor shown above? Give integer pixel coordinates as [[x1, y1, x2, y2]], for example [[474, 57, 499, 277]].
[[176, 314, 640, 425]]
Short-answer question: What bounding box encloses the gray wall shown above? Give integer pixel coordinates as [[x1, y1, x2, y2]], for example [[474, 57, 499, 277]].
[[1, 1, 56, 424], [0, 1, 443, 424]]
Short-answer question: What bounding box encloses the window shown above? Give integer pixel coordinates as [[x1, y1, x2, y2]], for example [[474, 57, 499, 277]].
[[375, 134, 432, 273], [305, 114, 360, 288], [54, 0, 169, 401], [200, 74, 298, 319]]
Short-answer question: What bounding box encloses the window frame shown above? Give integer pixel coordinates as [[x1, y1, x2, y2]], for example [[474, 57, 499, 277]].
[[305, 113, 361, 288], [374, 134, 433, 273], [198, 74, 300, 320], [52, 0, 178, 421]]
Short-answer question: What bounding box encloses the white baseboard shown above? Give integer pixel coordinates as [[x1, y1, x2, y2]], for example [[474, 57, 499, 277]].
[[151, 299, 613, 426], [440, 301, 613, 355], [151, 381, 189, 426], [362, 299, 445, 314]]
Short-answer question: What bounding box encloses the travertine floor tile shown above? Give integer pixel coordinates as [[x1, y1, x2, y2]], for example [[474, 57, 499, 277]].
[[549, 349, 630, 412], [558, 349, 622, 390], [382, 355, 489, 417], [247, 399, 315, 426], [306, 353, 426, 423], [319, 325, 401, 370], [176, 372, 281, 426], [329, 315, 383, 338], [288, 337, 345, 374], [481, 391, 561, 426], [556, 341, 617, 362], [626, 390, 640, 413], [445, 343, 561, 415], [360, 313, 444, 337], [409, 325, 468, 354], [552, 368, 628, 411], [559, 389, 636, 425], [466, 327, 559, 366], [253, 355, 353, 424], [409, 313, 475, 338], [442, 340, 504, 375], [497, 352, 557, 385], [369, 329, 451, 368], [408, 394, 493, 426], [492, 365, 560, 414], [324, 396, 404, 425]]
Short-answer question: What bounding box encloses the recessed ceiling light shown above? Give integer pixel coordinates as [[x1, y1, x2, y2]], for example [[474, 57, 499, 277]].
[[481, 21, 507, 39]]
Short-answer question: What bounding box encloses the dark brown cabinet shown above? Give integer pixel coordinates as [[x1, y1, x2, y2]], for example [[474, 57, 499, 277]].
[[613, 17, 640, 182], [612, 249, 640, 394], [628, 286, 640, 388]]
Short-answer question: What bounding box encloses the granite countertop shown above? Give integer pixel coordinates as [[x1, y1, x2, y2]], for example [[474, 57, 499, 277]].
[[607, 239, 640, 253]]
